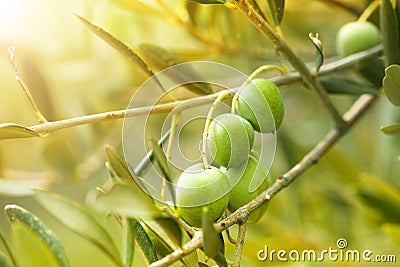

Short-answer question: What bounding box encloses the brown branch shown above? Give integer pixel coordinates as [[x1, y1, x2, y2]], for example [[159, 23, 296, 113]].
[[149, 231, 202, 267], [233, 222, 247, 267]]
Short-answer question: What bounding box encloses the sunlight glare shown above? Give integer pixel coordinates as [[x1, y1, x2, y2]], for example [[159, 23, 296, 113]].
[[0, 0, 28, 39]]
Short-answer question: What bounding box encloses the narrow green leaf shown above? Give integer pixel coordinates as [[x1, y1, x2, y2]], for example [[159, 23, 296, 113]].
[[202, 207, 221, 258], [74, 13, 154, 78], [188, 0, 226, 4], [309, 33, 324, 73], [381, 124, 400, 134], [134, 130, 170, 177], [359, 57, 386, 88], [33, 190, 123, 267], [105, 145, 134, 181], [122, 217, 136, 267], [0, 251, 12, 267], [213, 253, 228, 267], [131, 219, 158, 264], [144, 226, 170, 259], [319, 75, 379, 95], [142, 218, 182, 259], [396, 1, 400, 44], [149, 138, 172, 183], [211, 234, 228, 267], [94, 183, 162, 219], [5, 205, 69, 267], [267, 0, 285, 25], [380, 0, 400, 66], [357, 175, 400, 223], [138, 44, 214, 95], [383, 64, 400, 106], [0, 227, 17, 267], [0, 123, 39, 140]]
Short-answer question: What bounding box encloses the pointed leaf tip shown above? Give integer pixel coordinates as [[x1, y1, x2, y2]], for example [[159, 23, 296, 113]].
[[0, 123, 39, 140], [383, 64, 400, 106], [380, 124, 400, 135]]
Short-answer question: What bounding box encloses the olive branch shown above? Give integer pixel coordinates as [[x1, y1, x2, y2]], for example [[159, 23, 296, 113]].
[[0, 1, 391, 267]]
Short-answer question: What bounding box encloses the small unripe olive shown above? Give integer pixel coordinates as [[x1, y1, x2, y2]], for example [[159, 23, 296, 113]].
[[335, 21, 380, 57], [235, 79, 284, 133], [225, 151, 272, 223], [208, 113, 254, 168], [335, 21, 384, 87], [176, 164, 230, 228]]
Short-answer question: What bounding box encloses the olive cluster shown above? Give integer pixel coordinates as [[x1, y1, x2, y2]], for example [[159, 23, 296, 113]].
[[175, 79, 284, 227]]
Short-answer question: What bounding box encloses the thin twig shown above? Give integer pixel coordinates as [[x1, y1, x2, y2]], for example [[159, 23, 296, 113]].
[[271, 44, 383, 86], [231, 0, 347, 131], [233, 222, 247, 267], [28, 95, 216, 135], [150, 94, 377, 267], [225, 228, 237, 245]]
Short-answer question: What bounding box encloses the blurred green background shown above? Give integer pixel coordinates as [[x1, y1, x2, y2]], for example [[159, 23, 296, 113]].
[[0, 0, 399, 266]]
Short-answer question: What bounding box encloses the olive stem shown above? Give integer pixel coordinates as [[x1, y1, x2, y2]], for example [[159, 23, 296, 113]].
[[233, 221, 247, 267], [225, 228, 237, 245], [358, 0, 380, 23], [201, 90, 234, 169], [230, 0, 347, 131], [161, 113, 181, 199], [231, 64, 286, 114]]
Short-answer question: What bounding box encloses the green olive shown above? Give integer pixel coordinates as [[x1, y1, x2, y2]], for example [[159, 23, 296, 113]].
[[235, 79, 284, 133], [207, 113, 254, 168], [335, 21, 380, 57], [225, 151, 272, 223], [335, 21, 384, 87], [176, 164, 230, 228]]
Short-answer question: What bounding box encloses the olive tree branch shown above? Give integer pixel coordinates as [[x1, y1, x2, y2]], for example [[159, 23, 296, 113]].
[[233, 221, 247, 267], [231, 0, 347, 131], [22, 45, 381, 137], [149, 93, 377, 267], [28, 95, 216, 135]]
